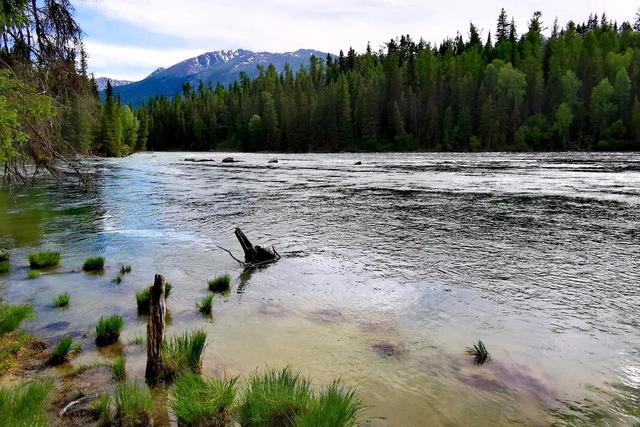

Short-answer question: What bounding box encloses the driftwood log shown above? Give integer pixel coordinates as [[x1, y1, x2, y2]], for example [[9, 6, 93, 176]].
[[145, 274, 166, 383], [218, 228, 280, 267]]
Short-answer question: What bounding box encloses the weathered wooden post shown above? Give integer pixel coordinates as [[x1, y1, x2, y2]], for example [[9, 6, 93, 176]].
[[145, 274, 166, 383]]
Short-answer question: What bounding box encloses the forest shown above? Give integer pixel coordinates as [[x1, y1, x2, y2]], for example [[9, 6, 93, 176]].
[[143, 10, 640, 153]]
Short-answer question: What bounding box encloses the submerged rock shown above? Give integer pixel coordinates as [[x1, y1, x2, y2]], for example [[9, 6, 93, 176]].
[[268, 158, 278, 163], [372, 340, 406, 357], [221, 157, 237, 163], [354, 161, 362, 165], [184, 158, 214, 162]]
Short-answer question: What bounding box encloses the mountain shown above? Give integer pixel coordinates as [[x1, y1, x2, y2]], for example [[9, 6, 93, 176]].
[[108, 49, 330, 106], [95, 77, 131, 91]]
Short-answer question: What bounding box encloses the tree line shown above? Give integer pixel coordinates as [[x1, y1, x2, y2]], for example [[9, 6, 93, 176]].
[[144, 9, 640, 152]]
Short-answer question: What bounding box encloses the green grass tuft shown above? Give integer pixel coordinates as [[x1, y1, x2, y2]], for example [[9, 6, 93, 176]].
[[0, 261, 9, 274], [92, 392, 112, 425], [296, 381, 363, 427], [0, 303, 34, 334], [119, 265, 132, 275], [466, 340, 490, 365], [0, 380, 51, 426], [135, 283, 172, 313], [0, 248, 9, 262], [82, 256, 105, 272], [28, 251, 60, 268], [53, 292, 70, 308], [112, 275, 123, 284], [113, 381, 152, 426], [49, 336, 73, 365], [26, 270, 40, 280], [168, 371, 237, 426], [95, 314, 124, 347], [128, 333, 144, 346], [208, 274, 231, 292], [196, 294, 214, 314], [112, 356, 126, 382], [162, 329, 207, 378]]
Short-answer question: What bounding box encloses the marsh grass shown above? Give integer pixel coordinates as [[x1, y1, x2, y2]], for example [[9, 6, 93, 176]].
[[162, 329, 207, 378], [119, 265, 132, 275], [53, 292, 70, 308], [196, 294, 214, 314], [466, 340, 490, 365], [0, 303, 34, 334], [112, 275, 123, 284], [0, 249, 9, 262], [82, 256, 105, 272], [0, 261, 8, 274], [168, 371, 237, 426], [95, 314, 124, 347], [0, 380, 51, 426], [208, 274, 231, 292], [295, 381, 363, 427], [112, 356, 126, 381], [128, 333, 144, 346], [26, 270, 40, 280], [48, 336, 74, 365], [136, 283, 172, 313], [28, 251, 60, 268], [92, 392, 112, 425], [114, 381, 152, 426]]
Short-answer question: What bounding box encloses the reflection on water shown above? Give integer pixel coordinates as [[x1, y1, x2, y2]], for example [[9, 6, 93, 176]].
[[1, 152, 639, 426]]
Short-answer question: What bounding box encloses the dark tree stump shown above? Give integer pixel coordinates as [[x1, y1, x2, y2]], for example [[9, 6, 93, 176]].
[[234, 228, 278, 263], [145, 274, 166, 383]]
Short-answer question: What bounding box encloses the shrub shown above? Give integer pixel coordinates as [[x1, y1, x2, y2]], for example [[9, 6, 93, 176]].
[[113, 381, 152, 426], [236, 367, 313, 426], [0, 380, 51, 426], [92, 392, 112, 425], [82, 256, 105, 272], [136, 283, 172, 313], [49, 336, 73, 365], [196, 294, 214, 315], [28, 251, 60, 268], [112, 356, 126, 381], [95, 314, 124, 347], [53, 292, 70, 308], [295, 381, 363, 427], [168, 371, 237, 426], [162, 329, 207, 378], [0, 303, 34, 334], [208, 274, 231, 292], [26, 270, 40, 280], [466, 340, 490, 365], [0, 261, 8, 274]]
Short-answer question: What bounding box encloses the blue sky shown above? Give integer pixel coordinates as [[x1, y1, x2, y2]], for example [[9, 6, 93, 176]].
[[72, 0, 639, 81]]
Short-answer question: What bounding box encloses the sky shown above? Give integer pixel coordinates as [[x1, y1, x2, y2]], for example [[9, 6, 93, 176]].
[[72, 0, 639, 81]]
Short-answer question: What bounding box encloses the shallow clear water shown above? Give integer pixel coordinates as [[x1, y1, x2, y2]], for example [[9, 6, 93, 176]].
[[1, 152, 639, 425]]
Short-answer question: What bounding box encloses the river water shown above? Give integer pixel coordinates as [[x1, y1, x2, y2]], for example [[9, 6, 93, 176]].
[[1, 152, 639, 425]]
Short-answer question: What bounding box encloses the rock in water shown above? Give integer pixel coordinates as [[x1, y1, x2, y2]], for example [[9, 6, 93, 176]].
[[268, 158, 278, 163], [354, 161, 362, 165], [222, 157, 236, 163]]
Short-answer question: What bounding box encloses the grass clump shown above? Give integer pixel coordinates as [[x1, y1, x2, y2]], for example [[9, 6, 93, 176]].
[[82, 256, 105, 272], [92, 392, 112, 425], [466, 340, 490, 365], [28, 250, 60, 268], [112, 356, 126, 381], [162, 329, 207, 378], [112, 275, 123, 284], [135, 283, 172, 313], [0, 248, 9, 262], [26, 270, 40, 280], [114, 381, 152, 426], [48, 336, 74, 365], [196, 294, 214, 314], [53, 292, 70, 308], [0, 303, 34, 334], [0, 261, 8, 274], [295, 381, 363, 427], [120, 265, 132, 275], [0, 380, 52, 426], [128, 332, 144, 346], [208, 274, 231, 292], [95, 314, 124, 347], [168, 371, 237, 426]]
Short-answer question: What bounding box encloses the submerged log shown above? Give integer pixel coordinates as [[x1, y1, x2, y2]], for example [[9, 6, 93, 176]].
[[145, 274, 166, 383], [234, 228, 278, 263]]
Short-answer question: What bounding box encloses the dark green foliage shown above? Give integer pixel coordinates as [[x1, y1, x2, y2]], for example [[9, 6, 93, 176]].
[[82, 256, 105, 272], [0, 380, 51, 426], [113, 381, 152, 426], [196, 294, 214, 314], [168, 371, 237, 426], [162, 329, 207, 378], [48, 336, 73, 365], [0, 261, 8, 274], [53, 292, 70, 308], [0, 303, 34, 334], [208, 274, 231, 292], [112, 356, 126, 381], [112, 275, 123, 284], [142, 12, 640, 153], [119, 265, 132, 275], [0, 249, 9, 262], [466, 340, 490, 365], [136, 283, 172, 313], [95, 314, 124, 347], [28, 251, 60, 268]]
